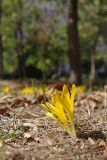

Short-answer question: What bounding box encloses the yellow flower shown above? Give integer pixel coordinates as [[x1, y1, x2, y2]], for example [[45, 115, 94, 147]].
[[21, 87, 35, 95], [37, 88, 44, 95], [3, 87, 9, 94], [76, 85, 86, 94], [21, 86, 43, 95], [42, 84, 76, 138]]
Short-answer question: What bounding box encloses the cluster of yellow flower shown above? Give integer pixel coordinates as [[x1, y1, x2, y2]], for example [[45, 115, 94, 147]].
[[2, 84, 85, 96], [21, 87, 43, 95], [21, 87, 35, 95], [42, 85, 77, 138]]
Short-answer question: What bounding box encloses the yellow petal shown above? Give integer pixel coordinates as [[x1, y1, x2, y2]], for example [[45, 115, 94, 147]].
[[45, 102, 57, 114], [47, 98, 68, 127], [70, 85, 76, 113], [62, 85, 71, 103], [52, 88, 73, 124], [62, 85, 72, 112], [46, 112, 63, 127]]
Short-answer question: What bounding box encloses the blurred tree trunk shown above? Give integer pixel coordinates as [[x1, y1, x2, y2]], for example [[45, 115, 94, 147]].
[[90, 32, 100, 83], [90, 0, 104, 84], [15, 0, 26, 78], [68, 0, 81, 85], [0, 0, 3, 77], [90, 53, 96, 83]]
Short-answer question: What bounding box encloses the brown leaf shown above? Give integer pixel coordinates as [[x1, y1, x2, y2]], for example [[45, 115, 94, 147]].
[[10, 98, 30, 108], [48, 83, 64, 91], [95, 140, 107, 149], [0, 106, 8, 114], [103, 150, 107, 160], [33, 95, 47, 104]]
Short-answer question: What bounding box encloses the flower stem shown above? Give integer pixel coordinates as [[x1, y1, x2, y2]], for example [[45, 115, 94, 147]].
[[66, 125, 76, 138]]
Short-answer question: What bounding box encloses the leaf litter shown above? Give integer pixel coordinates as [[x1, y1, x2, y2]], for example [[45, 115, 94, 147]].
[[0, 81, 107, 160]]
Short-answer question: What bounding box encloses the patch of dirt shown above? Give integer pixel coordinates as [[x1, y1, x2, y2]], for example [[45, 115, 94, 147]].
[[0, 81, 107, 160]]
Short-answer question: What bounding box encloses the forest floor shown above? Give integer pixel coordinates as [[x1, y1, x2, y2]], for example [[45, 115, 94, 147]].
[[0, 80, 107, 160]]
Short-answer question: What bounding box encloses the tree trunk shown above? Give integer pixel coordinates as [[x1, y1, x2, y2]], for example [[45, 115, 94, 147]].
[[67, 0, 81, 85], [0, 0, 3, 77], [90, 0, 103, 84], [15, 0, 26, 78]]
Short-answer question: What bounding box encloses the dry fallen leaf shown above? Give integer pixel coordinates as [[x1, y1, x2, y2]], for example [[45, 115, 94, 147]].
[[88, 137, 96, 145], [103, 150, 107, 160], [95, 140, 107, 149], [0, 106, 8, 114], [24, 133, 32, 139], [10, 98, 30, 108]]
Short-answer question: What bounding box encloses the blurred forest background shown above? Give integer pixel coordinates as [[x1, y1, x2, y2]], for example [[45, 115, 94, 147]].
[[0, 0, 107, 85]]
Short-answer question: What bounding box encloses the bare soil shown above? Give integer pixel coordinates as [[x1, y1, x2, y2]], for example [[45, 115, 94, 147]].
[[0, 80, 107, 160]]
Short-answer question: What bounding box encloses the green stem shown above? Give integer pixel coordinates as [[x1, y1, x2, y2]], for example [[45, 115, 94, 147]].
[[66, 125, 76, 138]]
